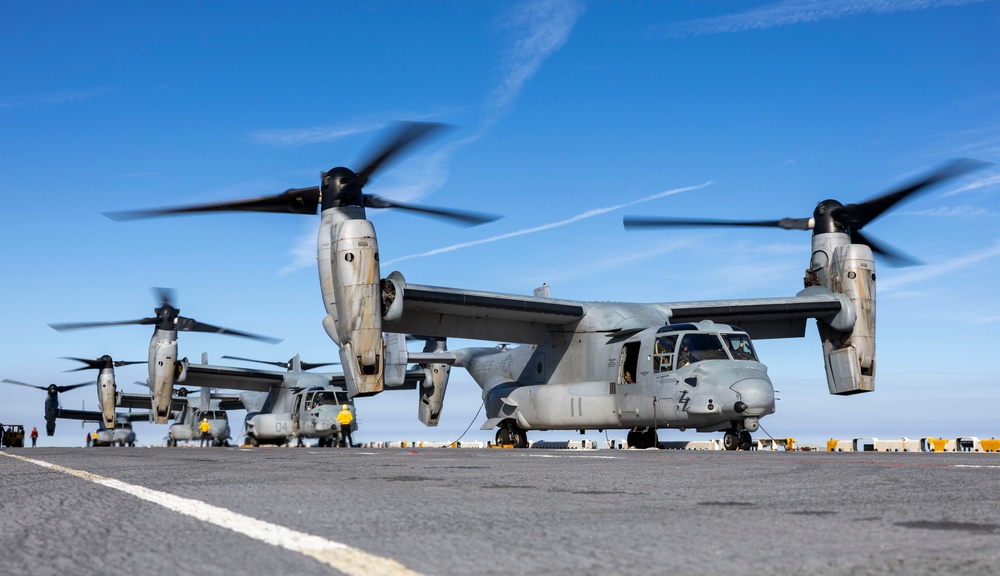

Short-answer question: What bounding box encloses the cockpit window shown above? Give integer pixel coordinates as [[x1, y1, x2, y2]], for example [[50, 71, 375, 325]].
[[724, 333, 758, 361], [308, 390, 340, 409], [676, 333, 728, 367], [653, 334, 677, 373]]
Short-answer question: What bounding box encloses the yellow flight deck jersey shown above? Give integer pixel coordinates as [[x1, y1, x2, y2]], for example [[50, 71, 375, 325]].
[[337, 406, 353, 426]]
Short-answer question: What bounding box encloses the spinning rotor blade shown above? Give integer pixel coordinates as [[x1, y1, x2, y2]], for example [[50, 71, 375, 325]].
[[2, 379, 94, 393], [354, 122, 449, 189], [51, 287, 281, 344], [62, 356, 145, 372], [105, 187, 321, 221], [174, 317, 282, 344], [364, 194, 500, 226], [623, 216, 813, 231], [103, 122, 497, 229], [830, 158, 991, 231], [221, 355, 338, 371], [849, 229, 917, 267], [624, 158, 991, 266], [49, 318, 158, 331]]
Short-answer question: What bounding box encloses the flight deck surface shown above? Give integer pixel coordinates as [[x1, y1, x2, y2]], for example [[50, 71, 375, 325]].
[[2, 447, 998, 576]]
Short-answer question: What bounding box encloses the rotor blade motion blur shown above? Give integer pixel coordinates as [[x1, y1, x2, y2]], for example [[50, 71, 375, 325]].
[[623, 158, 991, 266]]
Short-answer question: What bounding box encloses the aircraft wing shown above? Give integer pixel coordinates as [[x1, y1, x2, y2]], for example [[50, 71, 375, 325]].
[[385, 274, 847, 342], [182, 364, 285, 392], [210, 392, 246, 411], [55, 408, 103, 422], [385, 278, 586, 344], [117, 392, 188, 412], [121, 411, 153, 423], [664, 289, 847, 340], [183, 360, 426, 393], [117, 392, 153, 410], [56, 408, 151, 423]]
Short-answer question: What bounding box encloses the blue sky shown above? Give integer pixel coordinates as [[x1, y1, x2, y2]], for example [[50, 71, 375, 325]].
[[2, 0, 999, 448]]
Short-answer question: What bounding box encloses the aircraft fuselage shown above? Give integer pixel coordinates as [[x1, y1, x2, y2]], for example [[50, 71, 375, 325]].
[[458, 321, 775, 444]]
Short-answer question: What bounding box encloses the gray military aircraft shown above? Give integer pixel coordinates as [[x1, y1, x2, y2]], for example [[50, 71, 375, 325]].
[[220, 354, 350, 447], [1, 378, 93, 435], [107, 123, 498, 401], [49, 288, 281, 424], [117, 382, 238, 447], [64, 355, 145, 429], [2, 377, 148, 445], [174, 353, 411, 447], [89, 418, 140, 447], [103, 124, 989, 448]]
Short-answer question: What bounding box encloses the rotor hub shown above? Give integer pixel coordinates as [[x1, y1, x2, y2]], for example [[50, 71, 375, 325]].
[[813, 199, 845, 235], [321, 166, 364, 210]]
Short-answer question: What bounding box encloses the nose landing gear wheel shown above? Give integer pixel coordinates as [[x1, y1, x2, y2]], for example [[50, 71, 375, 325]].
[[723, 428, 754, 450]]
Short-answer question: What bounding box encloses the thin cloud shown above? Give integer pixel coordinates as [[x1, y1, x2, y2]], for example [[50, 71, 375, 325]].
[[942, 173, 1000, 197], [381, 181, 713, 266], [879, 239, 1000, 292], [252, 0, 583, 151], [0, 86, 114, 110], [655, 0, 994, 38], [488, 0, 586, 116], [379, 0, 586, 200], [248, 121, 386, 147], [278, 221, 320, 277], [274, 0, 586, 275], [905, 205, 998, 218]]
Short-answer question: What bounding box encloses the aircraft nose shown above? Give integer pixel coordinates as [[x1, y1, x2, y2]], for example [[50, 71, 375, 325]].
[[731, 377, 775, 416]]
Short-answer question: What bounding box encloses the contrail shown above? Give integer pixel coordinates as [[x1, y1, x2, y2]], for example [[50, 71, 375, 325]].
[[655, 0, 993, 38], [880, 239, 1000, 292], [382, 181, 713, 266]]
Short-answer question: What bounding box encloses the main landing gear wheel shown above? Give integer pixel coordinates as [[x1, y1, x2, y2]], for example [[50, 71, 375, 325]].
[[496, 423, 529, 448], [627, 427, 659, 449], [495, 428, 512, 446], [723, 428, 753, 451], [723, 430, 739, 451], [511, 428, 528, 449]]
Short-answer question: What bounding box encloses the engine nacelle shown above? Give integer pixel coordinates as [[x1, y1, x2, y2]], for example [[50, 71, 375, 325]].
[[44, 394, 58, 435], [97, 369, 117, 430], [418, 338, 452, 427], [810, 234, 876, 395], [320, 211, 384, 397], [149, 331, 179, 424]]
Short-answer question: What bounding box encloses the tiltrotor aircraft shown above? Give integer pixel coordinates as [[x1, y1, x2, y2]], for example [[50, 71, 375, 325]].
[[117, 380, 238, 447], [107, 123, 498, 402], [2, 377, 148, 444], [49, 288, 281, 424], [175, 353, 422, 447], [89, 419, 140, 447], [64, 355, 145, 429], [2, 377, 94, 435], [104, 123, 988, 448]]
